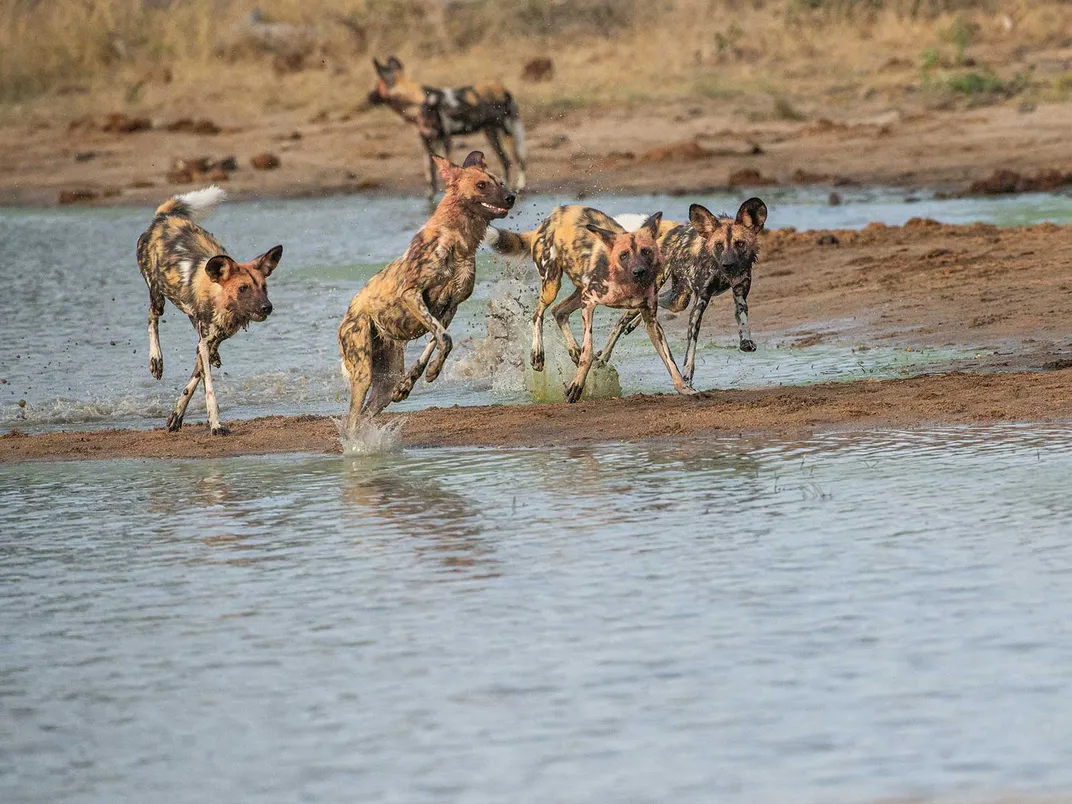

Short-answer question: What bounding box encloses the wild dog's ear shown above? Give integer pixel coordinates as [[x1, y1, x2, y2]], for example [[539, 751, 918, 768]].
[[585, 224, 620, 250], [462, 150, 487, 170], [641, 211, 663, 240], [735, 197, 768, 231], [689, 203, 721, 236], [253, 245, 283, 277], [372, 57, 387, 76], [204, 255, 237, 283], [387, 55, 403, 71], [432, 154, 457, 184]]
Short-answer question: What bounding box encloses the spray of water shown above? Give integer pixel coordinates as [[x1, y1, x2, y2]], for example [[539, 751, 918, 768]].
[[335, 416, 406, 456]]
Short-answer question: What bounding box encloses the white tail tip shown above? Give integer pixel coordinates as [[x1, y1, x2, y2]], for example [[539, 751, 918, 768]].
[[175, 185, 226, 222], [613, 213, 649, 232]]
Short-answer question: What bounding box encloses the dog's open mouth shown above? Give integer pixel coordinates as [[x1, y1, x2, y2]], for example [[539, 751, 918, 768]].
[[480, 202, 509, 215]]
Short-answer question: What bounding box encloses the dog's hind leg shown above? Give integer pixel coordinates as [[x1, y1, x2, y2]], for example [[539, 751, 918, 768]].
[[503, 115, 527, 191], [340, 313, 374, 431], [596, 310, 642, 366], [642, 307, 695, 395], [552, 289, 584, 366], [530, 270, 562, 372], [147, 290, 165, 379], [564, 303, 596, 403], [363, 335, 405, 417], [421, 136, 439, 202], [166, 349, 203, 431], [682, 294, 711, 385], [485, 128, 513, 189], [394, 306, 458, 402], [399, 289, 454, 382]]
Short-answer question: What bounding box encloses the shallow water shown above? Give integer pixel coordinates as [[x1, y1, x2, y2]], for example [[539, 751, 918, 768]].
[[3, 423, 1072, 803], [1, 189, 1068, 431]]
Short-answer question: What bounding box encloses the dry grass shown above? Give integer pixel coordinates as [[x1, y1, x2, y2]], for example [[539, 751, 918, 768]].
[[2, 0, 1070, 120]]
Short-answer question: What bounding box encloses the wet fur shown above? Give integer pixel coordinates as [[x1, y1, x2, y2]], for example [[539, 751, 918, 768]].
[[136, 187, 282, 434], [601, 198, 767, 384], [369, 56, 528, 200], [485, 206, 694, 402], [338, 151, 515, 430]]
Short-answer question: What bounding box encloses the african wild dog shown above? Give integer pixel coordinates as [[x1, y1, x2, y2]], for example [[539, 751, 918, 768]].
[[137, 186, 282, 435], [368, 56, 528, 201], [600, 198, 768, 385], [338, 151, 514, 430], [484, 206, 695, 403]]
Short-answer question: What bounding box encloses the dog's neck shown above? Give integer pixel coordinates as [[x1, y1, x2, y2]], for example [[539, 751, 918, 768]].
[[430, 193, 491, 254]]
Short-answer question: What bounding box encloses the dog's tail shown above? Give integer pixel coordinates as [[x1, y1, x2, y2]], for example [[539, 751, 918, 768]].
[[613, 213, 650, 232], [153, 186, 226, 222], [483, 226, 534, 256]]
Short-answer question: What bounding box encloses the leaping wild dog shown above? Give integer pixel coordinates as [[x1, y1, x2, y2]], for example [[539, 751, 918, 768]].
[[338, 151, 514, 430], [136, 186, 282, 435], [484, 206, 695, 403], [367, 56, 528, 201], [599, 198, 768, 385]]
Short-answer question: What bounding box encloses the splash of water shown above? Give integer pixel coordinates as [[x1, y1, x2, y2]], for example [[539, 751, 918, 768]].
[[335, 416, 406, 456]]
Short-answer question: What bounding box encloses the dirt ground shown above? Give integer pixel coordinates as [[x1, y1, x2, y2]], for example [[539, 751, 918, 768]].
[[1, 99, 1070, 207], [3, 220, 1070, 464]]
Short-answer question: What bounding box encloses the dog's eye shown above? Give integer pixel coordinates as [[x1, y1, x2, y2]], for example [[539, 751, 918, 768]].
[[239, 285, 250, 294], [640, 248, 653, 260], [476, 181, 487, 190], [734, 240, 746, 250]]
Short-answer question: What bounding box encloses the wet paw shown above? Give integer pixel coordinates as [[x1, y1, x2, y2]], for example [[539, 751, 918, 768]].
[[531, 351, 545, 372], [567, 348, 581, 367], [676, 383, 699, 396], [565, 382, 584, 403], [149, 356, 163, 380], [210, 424, 231, 436], [165, 413, 183, 432], [740, 339, 757, 353], [392, 380, 414, 403], [425, 359, 445, 384]]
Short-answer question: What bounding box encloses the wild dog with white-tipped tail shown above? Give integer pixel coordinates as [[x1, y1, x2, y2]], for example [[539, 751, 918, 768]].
[[136, 186, 283, 434]]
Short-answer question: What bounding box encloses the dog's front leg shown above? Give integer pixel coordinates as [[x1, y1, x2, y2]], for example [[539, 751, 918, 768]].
[[552, 289, 583, 365], [399, 290, 453, 384], [421, 136, 439, 203], [564, 303, 596, 403], [596, 310, 642, 367], [147, 292, 165, 379], [682, 294, 711, 386], [733, 278, 756, 352], [643, 306, 695, 396], [197, 336, 228, 435]]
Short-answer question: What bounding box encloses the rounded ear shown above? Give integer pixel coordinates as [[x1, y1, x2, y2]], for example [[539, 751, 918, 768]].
[[462, 150, 487, 170], [641, 211, 663, 239], [432, 154, 455, 183], [255, 245, 283, 277], [736, 197, 768, 231], [204, 255, 234, 283], [689, 203, 720, 235], [585, 224, 620, 250]]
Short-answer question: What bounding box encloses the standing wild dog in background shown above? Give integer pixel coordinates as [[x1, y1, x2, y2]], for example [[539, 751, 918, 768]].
[[600, 198, 768, 384], [484, 206, 695, 403], [338, 151, 514, 430], [367, 56, 528, 201], [137, 187, 282, 435]]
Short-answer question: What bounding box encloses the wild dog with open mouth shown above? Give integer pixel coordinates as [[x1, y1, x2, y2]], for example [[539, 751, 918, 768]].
[[599, 198, 767, 384], [137, 186, 282, 435], [484, 206, 695, 403], [368, 56, 528, 201], [338, 151, 514, 430]]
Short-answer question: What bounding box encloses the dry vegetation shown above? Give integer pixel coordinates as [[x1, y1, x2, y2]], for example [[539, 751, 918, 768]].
[[2, 0, 1071, 124]]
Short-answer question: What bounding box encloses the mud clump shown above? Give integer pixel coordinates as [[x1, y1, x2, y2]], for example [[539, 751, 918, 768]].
[[522, 57, 554, 82], [251, 152, 282, 170], [728, 168, 777, 187], [164, 118, 222, 135], [639, 140, 713, 163]]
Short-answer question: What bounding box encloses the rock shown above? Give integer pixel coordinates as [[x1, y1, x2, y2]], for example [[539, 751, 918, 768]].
[[217, 155, 239, 172], [828, 191, 842, 206], [816, 233, 840, 246], [100, 113, 152, 134], [522, 57, 554, 82], [727, 168, 777, 187], [165, 118, 221, 134], [74, 151, 96, 162], [58, 188, 100, 204], [639, 140, 713, 163], [250, 152, 281, 170]]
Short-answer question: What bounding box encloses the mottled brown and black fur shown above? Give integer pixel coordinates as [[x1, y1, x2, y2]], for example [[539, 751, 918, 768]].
[[485, 206, 694, 403], [368, 56, 528, 201], [136, 187, 282, 434], [338, 151, 514, 430], [601, 198, 767, 384]]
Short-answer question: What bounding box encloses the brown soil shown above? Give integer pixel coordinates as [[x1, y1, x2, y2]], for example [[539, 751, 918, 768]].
[[2, 220, 1071, 465], [1, 100, 1071, 206]]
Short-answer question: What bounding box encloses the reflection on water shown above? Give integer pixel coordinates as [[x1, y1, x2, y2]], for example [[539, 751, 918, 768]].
[[0, 189, 1067, 432], [2, 424, 1072, 803]]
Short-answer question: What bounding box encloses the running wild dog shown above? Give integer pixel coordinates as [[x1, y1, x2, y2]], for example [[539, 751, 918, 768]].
[[484, 206, 695, 403], [601, 198, 768, 384], [338, 151, 515, 430], [137, 187, 282, 434], [368, 56, 528, 200]]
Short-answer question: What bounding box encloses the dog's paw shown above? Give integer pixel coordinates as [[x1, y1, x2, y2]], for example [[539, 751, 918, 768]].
[[739, 339, 757, 353], [531, 351, 545, 372], [567, 348, 582, 367], [392, 379, 414, 403], [564, 382, 584, 403], [425, 359, 446, 384], [209, 349, 222, 369], [676, 382, 699, 396], [210, 424, 231, 436], [149, 356, 163, 380], [165, 412, 183, 432]]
